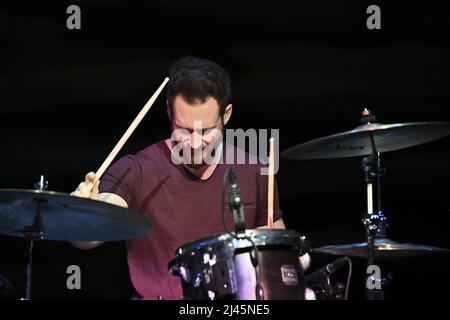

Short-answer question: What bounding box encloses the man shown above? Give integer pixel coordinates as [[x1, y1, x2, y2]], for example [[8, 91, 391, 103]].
[[71, 56, 295, 300]]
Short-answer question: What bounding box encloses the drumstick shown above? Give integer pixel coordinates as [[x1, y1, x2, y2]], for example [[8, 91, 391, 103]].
[[267, 137, 275, 229], [90, 77, 169, 188]]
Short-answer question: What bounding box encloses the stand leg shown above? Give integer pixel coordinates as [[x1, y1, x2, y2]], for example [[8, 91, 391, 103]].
[[24, 240, 34, 300]]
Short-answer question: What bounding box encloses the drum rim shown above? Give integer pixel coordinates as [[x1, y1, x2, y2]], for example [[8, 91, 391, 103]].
[[174, 229, 308, 256]]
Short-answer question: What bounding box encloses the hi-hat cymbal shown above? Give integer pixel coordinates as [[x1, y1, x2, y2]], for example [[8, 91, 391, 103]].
[[0, 189, 152, 241], [282, 122, 450, 160], [313, 238, 449, 260]]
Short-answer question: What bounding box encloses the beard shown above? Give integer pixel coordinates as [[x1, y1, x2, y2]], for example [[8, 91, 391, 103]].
[[179, 146, 218, 169], [184, 162, 205, 169], [174, 140, 221, 169]]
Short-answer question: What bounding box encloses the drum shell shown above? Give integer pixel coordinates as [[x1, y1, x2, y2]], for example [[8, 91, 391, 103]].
[[170, 229, 309, 300]]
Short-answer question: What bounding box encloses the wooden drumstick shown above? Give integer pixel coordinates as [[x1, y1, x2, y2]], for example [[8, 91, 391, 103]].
[[90, 77, 170, 188], [267, 137, 275, 229]]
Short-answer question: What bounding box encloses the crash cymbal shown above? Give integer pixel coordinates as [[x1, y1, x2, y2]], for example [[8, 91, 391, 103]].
[[282, 122, 450, 160], [0, 189, 152, 241], [313, 238, 449, 260]]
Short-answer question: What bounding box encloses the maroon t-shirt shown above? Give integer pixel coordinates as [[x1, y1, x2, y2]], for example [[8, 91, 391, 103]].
[[99, 140, 282, 300]]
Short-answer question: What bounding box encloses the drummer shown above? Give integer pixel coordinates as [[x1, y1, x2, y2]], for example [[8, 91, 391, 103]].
[[71, 56, 305, 300]]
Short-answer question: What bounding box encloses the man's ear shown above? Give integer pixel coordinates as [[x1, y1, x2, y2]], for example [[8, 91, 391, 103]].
[[166, 100, 172, 122], [223, 104, 233, 125]]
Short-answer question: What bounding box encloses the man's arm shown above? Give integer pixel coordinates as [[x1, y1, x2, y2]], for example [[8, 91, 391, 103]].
[[70, 172, 129, 250]]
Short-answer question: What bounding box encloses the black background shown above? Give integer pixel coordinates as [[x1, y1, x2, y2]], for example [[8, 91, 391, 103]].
[[1, 0, 449, 300]]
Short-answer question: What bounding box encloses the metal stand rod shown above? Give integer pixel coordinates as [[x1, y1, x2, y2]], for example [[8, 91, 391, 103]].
[[367, 183, 373, 215], [362, 131, 388, 300], [20, 177, 47, 300], [376, 152, 382, 212], [365, 180, 375, 266], [25, 240, 34, 300]]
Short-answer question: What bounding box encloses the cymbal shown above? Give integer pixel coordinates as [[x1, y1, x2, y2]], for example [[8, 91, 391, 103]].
[[282, 122, 450, 160], [0, 189, 152, 242], [313, 238, 449, 260]]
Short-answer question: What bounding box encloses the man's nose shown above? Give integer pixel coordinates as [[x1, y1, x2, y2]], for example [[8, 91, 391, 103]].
[[189, 131, 203, 149]]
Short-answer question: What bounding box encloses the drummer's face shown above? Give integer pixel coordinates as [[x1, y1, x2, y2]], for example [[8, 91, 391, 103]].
[[170, 94, 224, 168]]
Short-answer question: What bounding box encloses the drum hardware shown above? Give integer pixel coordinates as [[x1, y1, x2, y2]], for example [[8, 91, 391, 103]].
[[314, 239, 449, 259], [169, 229, 310, 300], [0, 188, 152, 241], [357, 110, 391, 263], [19, 176, 48, 300], [360, 111, 386, 300], [281, 117, 450, 161], [0, 176, 152, 300], [311, 281, 347, 301], [282, 109, 450, 300], [305, 256, 352, 300]]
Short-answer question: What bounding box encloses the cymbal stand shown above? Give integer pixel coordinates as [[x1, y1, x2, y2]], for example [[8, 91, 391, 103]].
[[360, 111, 388, 300], [17, 176, 47, 300]]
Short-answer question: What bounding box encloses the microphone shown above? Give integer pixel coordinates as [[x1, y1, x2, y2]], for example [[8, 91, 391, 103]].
[[228, 168, 246, 237], [305, 257, 348, 288]]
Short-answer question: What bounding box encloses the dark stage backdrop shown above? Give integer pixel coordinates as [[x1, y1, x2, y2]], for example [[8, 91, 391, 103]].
[[1, 0, 449, 300]]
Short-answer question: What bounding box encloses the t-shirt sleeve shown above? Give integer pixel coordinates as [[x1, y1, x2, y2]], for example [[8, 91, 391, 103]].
[[255, 173, 283, 227], [99, 155, 141, 208]]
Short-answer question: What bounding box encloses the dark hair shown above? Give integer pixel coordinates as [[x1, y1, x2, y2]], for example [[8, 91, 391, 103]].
[[167, 56, 231, 118]]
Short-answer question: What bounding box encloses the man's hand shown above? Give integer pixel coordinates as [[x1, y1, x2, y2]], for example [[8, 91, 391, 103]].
[[70, 171, 103, 250], [71, 172, 99, 200]]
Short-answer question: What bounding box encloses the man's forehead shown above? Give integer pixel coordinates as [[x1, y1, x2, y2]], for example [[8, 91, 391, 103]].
[[172, 95, 220, 128], [173, 119, 220, 130]]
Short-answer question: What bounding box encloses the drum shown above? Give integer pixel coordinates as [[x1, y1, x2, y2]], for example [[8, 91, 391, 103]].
[[169, 229, 310, 300]]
